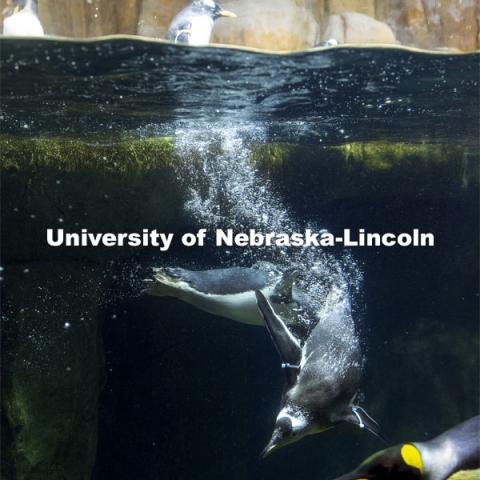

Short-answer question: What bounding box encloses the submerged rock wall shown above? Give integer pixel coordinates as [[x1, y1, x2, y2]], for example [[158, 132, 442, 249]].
[[1, 0, 478, 51], [2, 264, 105, 480], [0, 135, 478, 263]]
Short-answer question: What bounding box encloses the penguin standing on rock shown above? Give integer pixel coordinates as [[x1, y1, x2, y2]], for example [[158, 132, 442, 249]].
[[255, 288, 384, 457], [166, 0, 236, 46], [334, 415, 480, 480], [3, 0, 44, 36]]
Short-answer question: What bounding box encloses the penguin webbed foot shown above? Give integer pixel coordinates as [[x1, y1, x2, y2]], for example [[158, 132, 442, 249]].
[[270, 268, 300, 304]]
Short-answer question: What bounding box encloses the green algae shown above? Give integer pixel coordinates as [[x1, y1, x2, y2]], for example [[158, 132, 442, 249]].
[[252, 141, 477, 177], [0, 136, 176, 173], [251, 141, 478, 204], [1, 136, 477, 175], [0, 136, 187, 264]]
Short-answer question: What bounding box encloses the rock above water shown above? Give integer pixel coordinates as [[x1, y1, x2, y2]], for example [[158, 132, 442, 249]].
[[212, 0, 318, 51], [1, 0, 477, 51], [323, 12, 397, 45]]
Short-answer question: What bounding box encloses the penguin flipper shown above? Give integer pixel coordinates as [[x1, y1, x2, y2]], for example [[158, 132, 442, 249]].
[[344, 406, 388, 444], [255, 290, 302, 376], [166, 21, 192, 43]]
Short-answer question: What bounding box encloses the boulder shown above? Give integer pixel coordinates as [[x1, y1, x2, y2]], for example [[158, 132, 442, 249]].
[[322, 11, 397, 44], [374, 0, 479, 51], [212, 0, 318, 51], [326, 0, 375, 18], [2, 0, 478, 51]]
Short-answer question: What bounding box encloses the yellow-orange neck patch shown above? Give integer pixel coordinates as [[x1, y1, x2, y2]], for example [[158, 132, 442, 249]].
[[401, 444, 423, 473]]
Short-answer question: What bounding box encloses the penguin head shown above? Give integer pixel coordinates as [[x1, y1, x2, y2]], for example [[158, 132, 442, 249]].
[[191, 0, 236, 20], [261, 408, 311, 458], [12, 0, 37, 13], [334, 444, 424, 480]]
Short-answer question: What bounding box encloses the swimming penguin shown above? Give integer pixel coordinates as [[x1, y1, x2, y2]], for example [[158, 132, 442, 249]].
[[144, 265, 303, 326], [3, 0, 44, 36], [166, 0, 236, 46], [255, 288, 384, 457], [334, 415, 480, 480]]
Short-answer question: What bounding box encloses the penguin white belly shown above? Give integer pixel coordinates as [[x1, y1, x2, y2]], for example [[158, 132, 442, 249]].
[[185, 285, 277, 326], [145, 270, 299, 326], [3, 11, 44, 36], [188, 16, 214, 45]]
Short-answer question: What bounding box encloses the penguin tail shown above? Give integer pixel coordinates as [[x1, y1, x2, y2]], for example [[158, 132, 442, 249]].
[[343, 406, 388, 444]]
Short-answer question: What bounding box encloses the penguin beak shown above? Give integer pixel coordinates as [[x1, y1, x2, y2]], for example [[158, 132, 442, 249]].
[[217, 9, 236, 18], [260, 437, 280, 459], [260, 443, 275, 459]]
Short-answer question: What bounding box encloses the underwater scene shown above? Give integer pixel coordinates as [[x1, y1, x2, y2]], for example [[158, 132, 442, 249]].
[[1, 5, 479, 480]]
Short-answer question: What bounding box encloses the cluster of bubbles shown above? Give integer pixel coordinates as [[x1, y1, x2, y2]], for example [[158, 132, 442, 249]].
[[174, 122, 290, 233], [172, 120, 363, 335]]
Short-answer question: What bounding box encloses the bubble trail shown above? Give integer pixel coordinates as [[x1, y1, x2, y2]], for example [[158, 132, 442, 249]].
[[172, 120, 363, 334]]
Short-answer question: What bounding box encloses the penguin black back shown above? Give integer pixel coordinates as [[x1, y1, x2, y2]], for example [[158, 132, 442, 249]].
[[256, 288, 384, 457]]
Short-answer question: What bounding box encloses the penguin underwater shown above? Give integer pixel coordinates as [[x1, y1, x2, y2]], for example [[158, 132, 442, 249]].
[[255, 287, 384, 457], [166, 0, 236, 46], [3, 0, 44, 36], [144, 265, 306, 326], [334, 415, 480, 480]]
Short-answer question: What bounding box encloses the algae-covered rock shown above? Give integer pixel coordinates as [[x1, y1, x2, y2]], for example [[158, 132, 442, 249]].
[[0, 136, 176, 172], [0, 136, 187, 263], [1, 135, 478, 262], [251, 141, 479, 202], [1, 263, 107, 480]]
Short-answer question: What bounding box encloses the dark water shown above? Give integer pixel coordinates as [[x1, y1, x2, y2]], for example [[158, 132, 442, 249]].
[[1, 38, 479, 480], [1, 38, 479, 144]]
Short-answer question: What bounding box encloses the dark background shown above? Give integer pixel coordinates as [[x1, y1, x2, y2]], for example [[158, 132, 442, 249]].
[[93, 174, 478, 480]]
